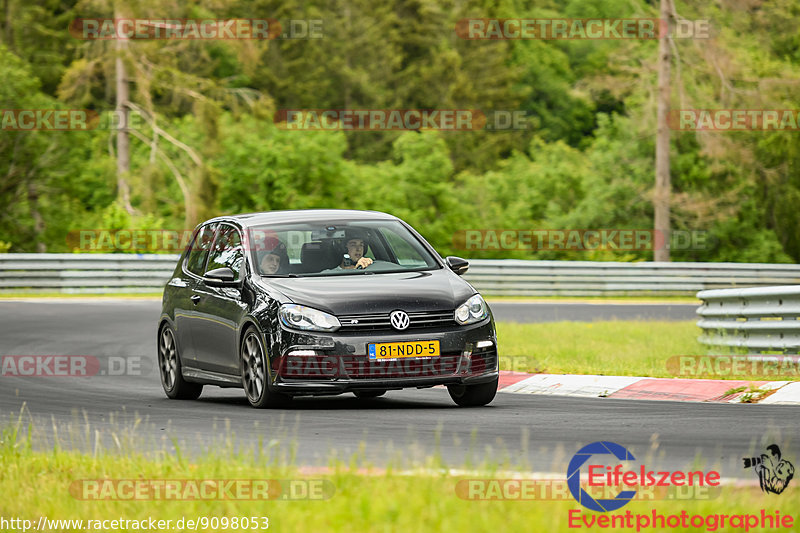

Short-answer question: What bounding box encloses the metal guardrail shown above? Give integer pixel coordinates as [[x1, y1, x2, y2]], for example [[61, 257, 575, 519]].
[[0, 254, 798, 296], [0, 254, 181, 293], [463, 260, 800, 296], [696, 286, 800, 354]]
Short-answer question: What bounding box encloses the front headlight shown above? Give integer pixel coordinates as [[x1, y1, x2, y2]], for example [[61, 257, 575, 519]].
[[279, 304, 341, 332], [455, 294, 489, 325]]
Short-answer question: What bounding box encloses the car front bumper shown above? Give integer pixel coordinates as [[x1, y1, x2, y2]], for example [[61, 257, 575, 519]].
[[270, 319, 498, 395]]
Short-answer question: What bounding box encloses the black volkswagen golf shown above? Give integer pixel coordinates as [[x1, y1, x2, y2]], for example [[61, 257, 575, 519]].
[[158, 209, 498, 408]]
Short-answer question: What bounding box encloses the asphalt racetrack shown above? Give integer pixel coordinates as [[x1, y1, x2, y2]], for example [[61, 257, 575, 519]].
[[0, 300, 795, 477]]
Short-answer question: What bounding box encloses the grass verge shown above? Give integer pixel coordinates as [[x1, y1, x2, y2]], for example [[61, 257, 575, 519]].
[[1, 422, 795, 532], [495, 320, 799, 381]]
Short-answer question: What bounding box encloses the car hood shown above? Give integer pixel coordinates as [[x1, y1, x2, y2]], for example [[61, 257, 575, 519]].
[[262, 268, 476, 315]]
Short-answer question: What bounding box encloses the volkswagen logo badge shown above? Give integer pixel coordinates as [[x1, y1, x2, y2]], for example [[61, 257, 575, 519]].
[[389, 310, 410, 331]]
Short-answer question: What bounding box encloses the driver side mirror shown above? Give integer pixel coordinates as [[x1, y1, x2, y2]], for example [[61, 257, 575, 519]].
[[205, 267, 238, 287], [445, 256, 469, 276]]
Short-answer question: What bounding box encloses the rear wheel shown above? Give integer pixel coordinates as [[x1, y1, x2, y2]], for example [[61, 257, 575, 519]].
[[447, 377, 498, 407], [353, 390, 386, 399], [158, 325, 203, 400], [241, 327, 291, 408]]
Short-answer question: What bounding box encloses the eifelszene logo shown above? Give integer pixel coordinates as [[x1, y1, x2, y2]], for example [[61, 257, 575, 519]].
[[568, 441, 638, 512], [567, 441, 721, 512], [743, 445, 795, 494]]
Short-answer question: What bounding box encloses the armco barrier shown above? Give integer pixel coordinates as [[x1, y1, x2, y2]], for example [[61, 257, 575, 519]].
[[463, 260, 800, 296], [696, 285, 800, 354], [0, 254, 798, 296], [0, 254, 181, 293]]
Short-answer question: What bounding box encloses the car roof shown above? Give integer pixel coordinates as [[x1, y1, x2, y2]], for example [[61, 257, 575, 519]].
[[206, 209, 400, 228]]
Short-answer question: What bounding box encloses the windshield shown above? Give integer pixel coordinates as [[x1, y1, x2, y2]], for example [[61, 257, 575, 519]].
[[247, 220, 441, 277]]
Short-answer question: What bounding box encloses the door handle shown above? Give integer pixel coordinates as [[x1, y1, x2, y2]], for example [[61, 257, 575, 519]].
[[190, 295, 201, 305]]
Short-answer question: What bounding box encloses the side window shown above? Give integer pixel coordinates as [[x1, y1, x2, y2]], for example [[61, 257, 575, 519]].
[[206, 225, 244, 280], [186, 223, 218, 276], [380, 227, 427, 266]]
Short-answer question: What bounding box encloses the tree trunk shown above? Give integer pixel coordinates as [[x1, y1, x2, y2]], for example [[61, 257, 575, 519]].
[[2, 0, 12, 47], [115, 6, 135, 215], [654, 0, 672, 262], [27, 182, 45, 252]]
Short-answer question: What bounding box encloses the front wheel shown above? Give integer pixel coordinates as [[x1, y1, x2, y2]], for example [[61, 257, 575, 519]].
[[158, 325, 203, 400], [447, 377, 498, 407], [241, 327, 291, 408]]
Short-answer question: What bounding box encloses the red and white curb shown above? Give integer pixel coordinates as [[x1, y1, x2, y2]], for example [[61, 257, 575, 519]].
[[497, 371, 800, 404]]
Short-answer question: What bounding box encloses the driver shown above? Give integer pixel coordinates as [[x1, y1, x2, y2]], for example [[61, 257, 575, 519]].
[[340, 229, 373, 270]]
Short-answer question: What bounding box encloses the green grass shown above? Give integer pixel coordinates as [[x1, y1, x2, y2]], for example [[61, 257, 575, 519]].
[[1, 420, 795, 533], [496, 320, 702, 376], [495, 320, 799, 381]]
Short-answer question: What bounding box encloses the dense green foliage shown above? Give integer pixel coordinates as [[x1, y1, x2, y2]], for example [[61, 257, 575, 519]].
[[1, 0, 798, 262]]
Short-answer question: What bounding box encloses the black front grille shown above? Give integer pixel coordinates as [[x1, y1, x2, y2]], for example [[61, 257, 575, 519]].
[[337, 310, 456, 332], [342, 354, 461, 379], [468, 347, 498, 374]]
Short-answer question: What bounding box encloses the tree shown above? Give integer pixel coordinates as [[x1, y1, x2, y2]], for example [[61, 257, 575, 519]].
[[654, 0, 673, 261]]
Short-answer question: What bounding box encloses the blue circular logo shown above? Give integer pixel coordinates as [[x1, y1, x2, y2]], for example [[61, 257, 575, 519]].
[[567, 441, 637, 512]]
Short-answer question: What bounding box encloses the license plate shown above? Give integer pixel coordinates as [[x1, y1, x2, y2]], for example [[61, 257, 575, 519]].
[[368, 340, 440, 360]]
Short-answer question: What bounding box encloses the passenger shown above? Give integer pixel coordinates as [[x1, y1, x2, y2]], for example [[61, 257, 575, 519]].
[[258, 238, 289, 275]]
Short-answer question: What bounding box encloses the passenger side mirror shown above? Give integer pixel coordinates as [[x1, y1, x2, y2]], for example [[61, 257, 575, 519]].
[[445, 256, 469, 276], [205, 267, 238, 287]]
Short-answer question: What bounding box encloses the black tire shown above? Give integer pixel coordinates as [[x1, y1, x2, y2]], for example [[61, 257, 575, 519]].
[[353, 390, 387, 399], [158, 324, 203, 400], [447, 377, 498, 407], [241, 326, 291, 408]]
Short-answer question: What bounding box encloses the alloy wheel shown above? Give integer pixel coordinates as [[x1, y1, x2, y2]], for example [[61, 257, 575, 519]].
[[243, 332, 265, 402], [159, 327, 178, 391]]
